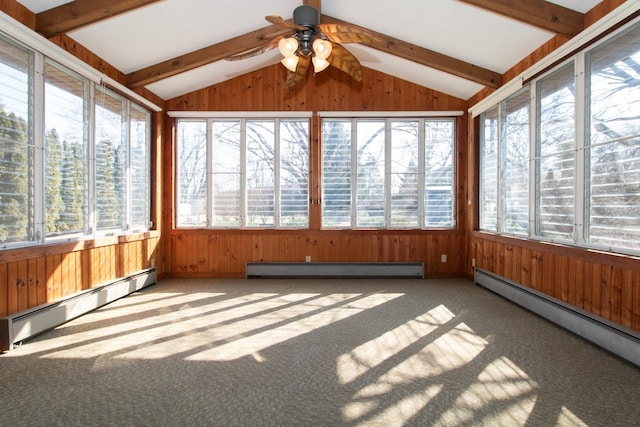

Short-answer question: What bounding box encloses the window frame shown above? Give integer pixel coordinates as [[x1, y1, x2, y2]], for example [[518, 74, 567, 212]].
[[478, 15, 640, 256], [0, 31, 153, 250], [173, 114, 312, 230], [321, 115, 457, 230]]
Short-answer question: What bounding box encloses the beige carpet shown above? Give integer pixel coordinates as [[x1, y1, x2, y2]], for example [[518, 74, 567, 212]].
[[1, 277, 638, 426]]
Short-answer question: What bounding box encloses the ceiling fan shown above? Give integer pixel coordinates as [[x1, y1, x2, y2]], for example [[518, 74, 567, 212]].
[[226, 5, 378, 90]]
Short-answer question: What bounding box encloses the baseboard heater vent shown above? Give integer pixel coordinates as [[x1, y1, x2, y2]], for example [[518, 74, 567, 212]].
[[1, 267, 156, 352], [474, 268, 640, 368], [246, 262, 424, 279]]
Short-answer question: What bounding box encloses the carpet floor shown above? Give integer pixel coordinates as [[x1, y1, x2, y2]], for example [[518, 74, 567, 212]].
[[1, 277, 638, 426]]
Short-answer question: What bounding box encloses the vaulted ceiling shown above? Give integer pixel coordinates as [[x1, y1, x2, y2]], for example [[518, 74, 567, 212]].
[[15, 0, 603, 101]]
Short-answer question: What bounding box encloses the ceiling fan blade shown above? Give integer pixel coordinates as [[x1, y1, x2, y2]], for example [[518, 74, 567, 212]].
[[225, 36, 283, 61], [285, 54, 310, 91], [328, 43, 363, 81], [317, 24, 379, 44], [266, 15, 307, 31]]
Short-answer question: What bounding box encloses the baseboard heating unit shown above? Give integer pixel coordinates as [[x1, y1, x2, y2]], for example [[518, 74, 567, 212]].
[[246, 262, 424, 279], [1, 268, 156, 352], [474, 268, 640, 368]]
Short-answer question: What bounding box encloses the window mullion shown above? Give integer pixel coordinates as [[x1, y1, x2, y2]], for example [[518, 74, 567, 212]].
[[124, 101, 131, 232], [574, 52, 587, 246], [240, 119, 247, 228], [496, 103, 504, 233], [351, 119, 358, 227], [385, 119, 392, 228], [417, 119, 426, 228], [87, 83, 96, 235], [33, 51, 45, 243], [529, 84, 537, 238], [274, 119, 281, 227], [207, 119, 214, 227]]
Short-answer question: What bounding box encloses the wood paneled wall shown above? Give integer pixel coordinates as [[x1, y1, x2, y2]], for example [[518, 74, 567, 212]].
[[0, 234, 160, 317], [468, 0, 640, 333], [470, 233, 640, 332], [164, 66, 469, 278], [0, 1, 165, 318]]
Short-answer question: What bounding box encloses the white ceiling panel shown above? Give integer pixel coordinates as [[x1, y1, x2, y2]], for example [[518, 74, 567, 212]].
[[14, 0, 606, 101], [68, 0, 302, 73]]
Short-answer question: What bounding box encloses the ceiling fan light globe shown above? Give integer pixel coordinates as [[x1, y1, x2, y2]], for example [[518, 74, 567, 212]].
[[278, 37, 299, 57], [313, 38, 332, 59], [281, 56, 299, 72], [312, 57, 330, 73]]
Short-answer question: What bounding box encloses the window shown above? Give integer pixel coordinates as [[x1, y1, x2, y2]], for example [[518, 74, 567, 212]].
[[129, 105, 151, 231], [536, 62, 575, 240], [479, 107, 498, 231], [322, 117, 456, 229], [586, 23, 640, 251], [0, 36, 32, 245], [479, 17, 640, 254], [0, 32, 152, 249], [502, 90, 530, 234], [44, 60, 88, 237], [175, 117, 310, 228], [479, 89, 530, 235], [95, 87, 127, 231]]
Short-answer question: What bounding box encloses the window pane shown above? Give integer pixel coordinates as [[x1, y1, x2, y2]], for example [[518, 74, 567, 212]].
[[212, 121, 241, 227], [425, 120, 455, 227], [130, 105, 150, 230], [44, 61, 87, 237], [480, 107, 498, 231], [502, 89, 530, 234], [280, 119, 309, 227], [390, 121, 419, 227], [246, 120, 275, 227], [95, 88, 127, 231], [586, 24, 640, 251], [0, 37, 33, 245], [356, 120, 385, 227], [322, 120, 352, 227], [176, 120, 207, 227], [537, 63, 575, 240]]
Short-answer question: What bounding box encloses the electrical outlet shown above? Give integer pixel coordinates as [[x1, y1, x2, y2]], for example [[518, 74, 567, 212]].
[[472, 258, 476, 267], [441, 254, 447, 263], [305, 255, 311, 263]]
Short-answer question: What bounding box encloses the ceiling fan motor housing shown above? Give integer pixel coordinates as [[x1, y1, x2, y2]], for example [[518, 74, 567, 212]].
[[293, 5, 319, 28]]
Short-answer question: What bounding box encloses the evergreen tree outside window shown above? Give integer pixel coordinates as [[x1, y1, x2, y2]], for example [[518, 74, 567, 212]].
[[44, 60, 87, 237], [0, 31, 152, 250], [95, 87, 127, 232], [0, 36, 32, 246]]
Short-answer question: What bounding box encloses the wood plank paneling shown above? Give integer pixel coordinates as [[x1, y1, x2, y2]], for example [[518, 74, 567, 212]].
[[166, 231, 464, 278], [0, 236, 160, 316], [470, 232, 640, 334]]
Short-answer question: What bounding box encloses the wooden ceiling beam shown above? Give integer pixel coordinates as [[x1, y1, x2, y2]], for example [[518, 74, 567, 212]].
[[126, 25, 291, 88], [321, 15, 502, 89], [458, 0, 584, 37], [36, 0, 163, 38], [303, 0, 321, 12]]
